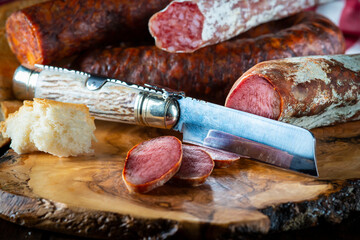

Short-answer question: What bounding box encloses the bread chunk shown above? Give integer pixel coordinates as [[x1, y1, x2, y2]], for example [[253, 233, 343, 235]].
[[0, 98, 96, 157], [0, 100, 23, 147]]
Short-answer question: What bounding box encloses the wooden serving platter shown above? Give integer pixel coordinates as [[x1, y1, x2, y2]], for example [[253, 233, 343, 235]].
[[0, 120, 360, 239], [1, 1, 360, 239]]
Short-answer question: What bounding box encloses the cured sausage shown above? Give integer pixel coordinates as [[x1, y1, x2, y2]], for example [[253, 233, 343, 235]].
[[225, 54, 360, 130], [149, 0, 334, 53], [122, 136, 182, 193], [172, 144, 214, 186], [76, 12, 345, 104], [5, 0, 172, 66], [189, 145, 243, 169]]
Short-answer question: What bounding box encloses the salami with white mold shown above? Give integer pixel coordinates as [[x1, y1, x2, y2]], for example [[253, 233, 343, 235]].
[[225, 54, 360, 130], [149, 0, 334, 53], [122, 136, 182, 193], [172, 145, 214, 186]]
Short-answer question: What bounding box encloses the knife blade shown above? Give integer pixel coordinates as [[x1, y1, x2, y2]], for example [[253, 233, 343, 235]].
[[12, 64, 318, 176]]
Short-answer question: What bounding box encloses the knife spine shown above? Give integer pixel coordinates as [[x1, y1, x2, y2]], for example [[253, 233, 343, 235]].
[[35, 64, 186, 100], [35, 64, 90, 77]]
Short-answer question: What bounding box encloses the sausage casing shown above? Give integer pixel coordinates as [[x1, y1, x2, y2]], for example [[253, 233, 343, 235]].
[[76, 12, 346, 104]]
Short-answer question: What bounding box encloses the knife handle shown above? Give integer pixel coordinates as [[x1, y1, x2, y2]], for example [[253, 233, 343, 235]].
[[13, 65, 180, 129]]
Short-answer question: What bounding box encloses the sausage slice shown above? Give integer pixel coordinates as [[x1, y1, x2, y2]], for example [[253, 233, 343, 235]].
[[191, 145, 243, 169], [122, 136, 182, 193], [172, 145, 214, 186]]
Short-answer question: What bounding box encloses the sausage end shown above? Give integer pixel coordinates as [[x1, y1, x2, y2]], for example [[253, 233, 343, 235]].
[[149, 1, 205, 53], [225, 74, 282, 120], [6, 11, 44, 66]]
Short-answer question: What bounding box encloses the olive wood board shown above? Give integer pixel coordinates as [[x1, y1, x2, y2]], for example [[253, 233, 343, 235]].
[[1, 1, 360, 239], [0, 120, 359, 239]]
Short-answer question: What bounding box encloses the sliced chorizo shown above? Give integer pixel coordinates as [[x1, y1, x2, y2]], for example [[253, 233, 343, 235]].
[[188, 144, 243, 169], [172, 144, 214, 186], [122, 136, 182, 193]]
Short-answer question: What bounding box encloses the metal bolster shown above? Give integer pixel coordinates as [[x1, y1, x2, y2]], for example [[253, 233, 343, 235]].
[[85, 75, 181, 129], [134, 90, 180, 130], [13, 65, 39, 100]]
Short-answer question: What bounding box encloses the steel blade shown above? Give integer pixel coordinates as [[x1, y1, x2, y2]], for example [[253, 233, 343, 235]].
[[172, 97, 318, 176], [204, 130, 317, 176]]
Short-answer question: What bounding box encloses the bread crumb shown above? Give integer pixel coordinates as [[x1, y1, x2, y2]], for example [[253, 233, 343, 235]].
[[0, 98, 97, 157], [0, 100, 23, 147]]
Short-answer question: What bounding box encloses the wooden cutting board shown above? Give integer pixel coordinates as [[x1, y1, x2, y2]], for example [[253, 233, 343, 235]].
[[0, 120, 360, 239], [1, 1, 360, 239]]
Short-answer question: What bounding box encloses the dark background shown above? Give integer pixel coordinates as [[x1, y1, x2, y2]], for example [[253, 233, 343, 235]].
[[1, 212, 360, 240]]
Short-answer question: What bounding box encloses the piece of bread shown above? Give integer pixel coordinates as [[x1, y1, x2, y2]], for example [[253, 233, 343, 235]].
[[0, 100, 23, 147], [0, 98, 96, 157]]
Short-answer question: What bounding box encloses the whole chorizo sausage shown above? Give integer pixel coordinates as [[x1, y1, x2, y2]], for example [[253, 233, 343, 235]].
[[225, 54, 360, 129], [5, 0, 172, 66], [149, 0, 334, 53], [75, 12, 345, 104]]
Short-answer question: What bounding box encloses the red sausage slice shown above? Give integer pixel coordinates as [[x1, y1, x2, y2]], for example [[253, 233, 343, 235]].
[[122, 136, 182, 193], [188, 145, 242, 169], [172, 145, 214, 186]]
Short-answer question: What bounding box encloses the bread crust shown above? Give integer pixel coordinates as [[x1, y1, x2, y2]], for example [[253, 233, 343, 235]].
[[0, 100, 23, 147], [0, 98, 96, 157]]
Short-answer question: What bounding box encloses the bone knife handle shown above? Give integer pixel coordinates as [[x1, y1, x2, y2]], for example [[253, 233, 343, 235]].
[[13, 65, 180, 129]]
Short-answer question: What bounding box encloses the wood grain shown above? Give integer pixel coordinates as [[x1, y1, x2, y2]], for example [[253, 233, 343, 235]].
[[313, 121, 360, 180], [1, 1, 360, 239], [0, 120, 359, 239]]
